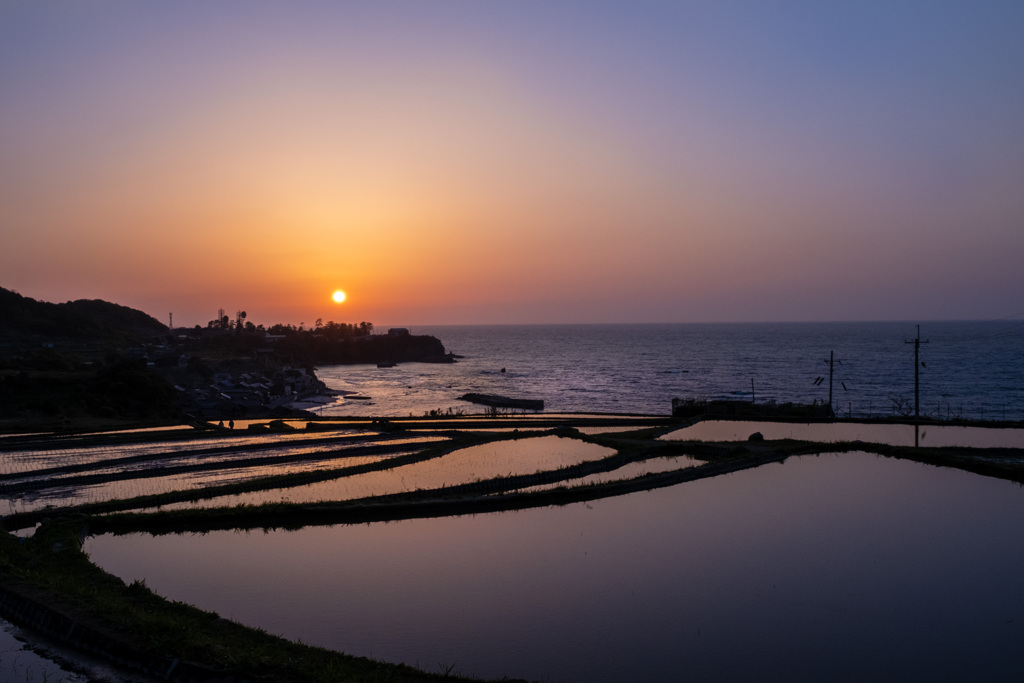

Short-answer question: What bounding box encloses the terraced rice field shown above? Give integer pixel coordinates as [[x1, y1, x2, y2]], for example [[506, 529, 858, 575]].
[[510, 454, 704, 493], [0, 416, 703, 527], [0, 428, 446, 515], [157, 434, 615, 510]]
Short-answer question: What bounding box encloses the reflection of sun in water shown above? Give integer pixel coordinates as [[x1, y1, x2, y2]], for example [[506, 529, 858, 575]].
[[332, 290, 346, 303]]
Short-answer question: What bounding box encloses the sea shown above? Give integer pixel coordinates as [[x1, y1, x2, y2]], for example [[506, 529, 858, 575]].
[[311, 321, 1024, 422]]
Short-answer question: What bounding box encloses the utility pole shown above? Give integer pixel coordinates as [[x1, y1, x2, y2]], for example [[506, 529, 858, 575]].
[[828, 350, 834, 411], [812, 351, 841, 418], [905, 325, 929, 447]]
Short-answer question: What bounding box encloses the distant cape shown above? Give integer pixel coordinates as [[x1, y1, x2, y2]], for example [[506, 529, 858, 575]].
[[0, 287, 167, 341]]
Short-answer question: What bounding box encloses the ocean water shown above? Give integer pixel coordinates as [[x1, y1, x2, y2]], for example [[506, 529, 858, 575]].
[[314, 321, 1024, 421]]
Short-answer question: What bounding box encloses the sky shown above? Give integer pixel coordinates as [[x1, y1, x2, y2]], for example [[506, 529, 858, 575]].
[[2, 1, 1023, 328]]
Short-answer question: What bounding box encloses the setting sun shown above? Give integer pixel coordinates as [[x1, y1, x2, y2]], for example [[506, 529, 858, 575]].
[[332, 290, 346, 303]]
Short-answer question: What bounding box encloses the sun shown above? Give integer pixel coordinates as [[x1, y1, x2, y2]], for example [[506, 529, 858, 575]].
[[332, 290, 346, 303]]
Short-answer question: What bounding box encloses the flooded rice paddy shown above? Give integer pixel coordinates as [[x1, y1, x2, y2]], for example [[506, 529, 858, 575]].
[[154, 434, 613, 511], [85, 451, 1024, 682], [0, 428, 447, 515], [1, 429, 364, 474], [0, 418, 654, 520], [21, 451, 409, 515], [0, 617, 91, 682], [6, 415, 1024, 681], [509, 453, 704, 493], [663, 420, 1024, 448]]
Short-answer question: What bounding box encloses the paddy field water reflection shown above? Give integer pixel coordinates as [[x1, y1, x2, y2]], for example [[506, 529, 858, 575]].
[[0, 617, 92, 682], [0, 432, 446, 515], [663, 420, 1024, 448], [510, 454, 704, 493], [154, 435, 613, 510], [85, 451, 1024, 682]]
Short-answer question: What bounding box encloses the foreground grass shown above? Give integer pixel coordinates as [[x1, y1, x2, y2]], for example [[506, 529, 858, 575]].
[[0, 522, 497, 682]]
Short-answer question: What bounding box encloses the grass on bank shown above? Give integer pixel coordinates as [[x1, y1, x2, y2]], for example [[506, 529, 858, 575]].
[[0, 522, 499, 683]]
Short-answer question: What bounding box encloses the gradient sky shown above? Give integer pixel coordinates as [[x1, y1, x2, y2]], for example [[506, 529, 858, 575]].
[[2, 1, 1023, 327]]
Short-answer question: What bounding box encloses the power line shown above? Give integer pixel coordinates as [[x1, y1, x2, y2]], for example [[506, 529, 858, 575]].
[[930, 313, 1024, 343], [813, 351, 848, 418]]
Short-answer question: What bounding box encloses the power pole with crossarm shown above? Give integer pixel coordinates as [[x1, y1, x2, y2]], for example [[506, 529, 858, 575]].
[[905, 325, 929, 446]]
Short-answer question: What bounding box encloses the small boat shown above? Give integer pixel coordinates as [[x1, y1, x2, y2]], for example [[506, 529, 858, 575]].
[[377, 362, 397, 368]]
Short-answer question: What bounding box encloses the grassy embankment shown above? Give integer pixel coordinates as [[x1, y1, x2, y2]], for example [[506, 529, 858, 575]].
[[0, 521, 498, 682]]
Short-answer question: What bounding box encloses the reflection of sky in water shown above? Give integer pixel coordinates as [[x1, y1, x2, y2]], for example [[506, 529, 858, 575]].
[[157, 435, 612, 510], [0, 618, 90, 682], [0, 430, 367, 474], [87, 452, 1024, 682], [1, 454, 393, 516], [511, 454, 704, 493], [0, 436, 446, 515], [662, 420, 1024, 448]]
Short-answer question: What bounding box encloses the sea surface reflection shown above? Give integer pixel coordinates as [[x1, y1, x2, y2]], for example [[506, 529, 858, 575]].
[[86, 453, 1024, 682]]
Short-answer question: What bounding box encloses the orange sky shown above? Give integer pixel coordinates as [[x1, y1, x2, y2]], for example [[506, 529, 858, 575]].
[[3, 2, 1024, 327]]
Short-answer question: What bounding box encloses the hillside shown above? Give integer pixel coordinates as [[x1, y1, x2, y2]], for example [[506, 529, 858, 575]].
[[0, 287, 167, 342], [0, 288, 454, 427]]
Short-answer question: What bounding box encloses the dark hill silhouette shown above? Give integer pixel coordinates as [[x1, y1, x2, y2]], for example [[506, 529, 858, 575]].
[[0, 287, 167, 341], [0, 287, 454, 425]]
